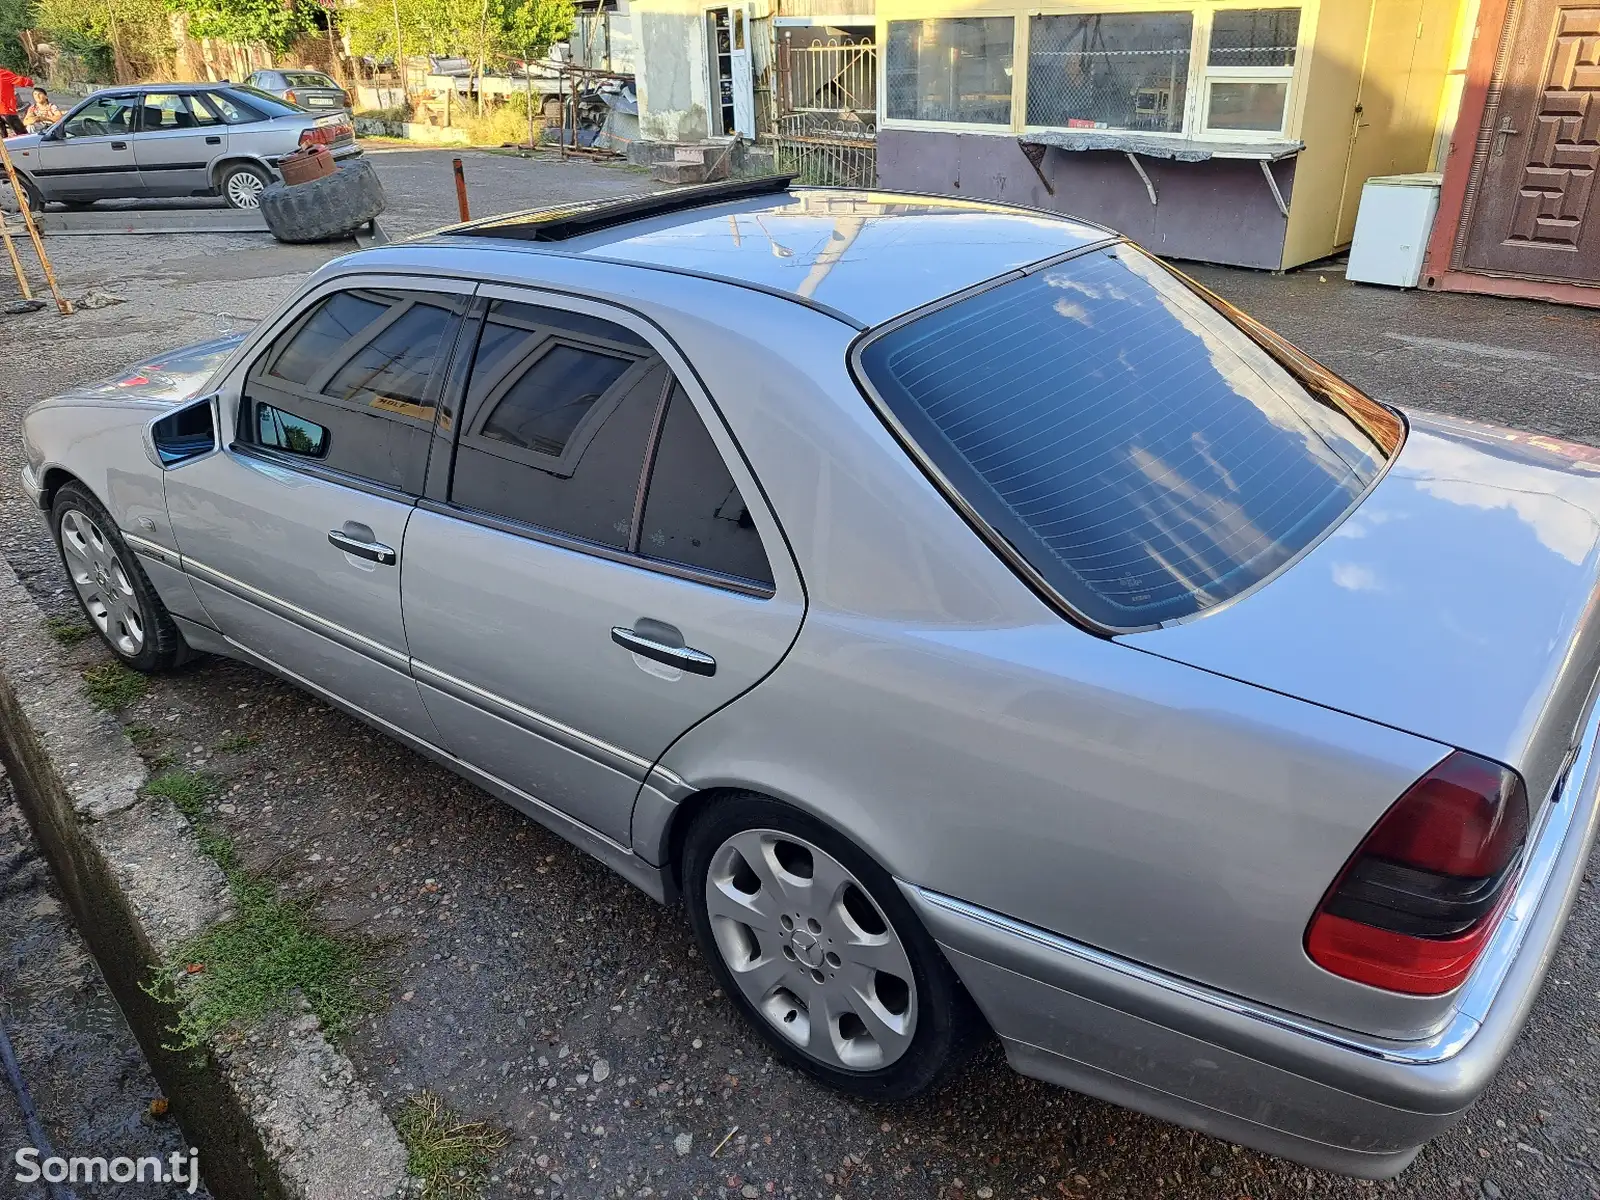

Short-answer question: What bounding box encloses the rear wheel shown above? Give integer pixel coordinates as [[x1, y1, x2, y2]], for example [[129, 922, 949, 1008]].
[[683, 794, 978, 1100], [51, 482, 190, 673], [220, 162, 270, 209]]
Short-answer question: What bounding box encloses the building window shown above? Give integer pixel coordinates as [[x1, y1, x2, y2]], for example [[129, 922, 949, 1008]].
[[1202, 8, 1300, 135], [885, 17, 1015, 125], [1027, 13, 1193, 133]]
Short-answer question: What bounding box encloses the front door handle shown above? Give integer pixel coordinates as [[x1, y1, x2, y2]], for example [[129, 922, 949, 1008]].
[[110, 140, 127, 150], [328, 529, 397, 565], [611, 625, 717, 677]]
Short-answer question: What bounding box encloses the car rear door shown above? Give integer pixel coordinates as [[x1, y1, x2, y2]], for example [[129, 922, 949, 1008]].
[[400, 288, 805, 844], [32, 93, 139, 198], [132, 93, 225, 196], [163, 276, 475, 740]]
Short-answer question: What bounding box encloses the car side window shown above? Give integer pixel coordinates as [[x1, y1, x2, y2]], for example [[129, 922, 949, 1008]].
[[141, 93, 216, 131], [240, 287, 463, 493], [640, 386, 774, 587], [449, 300, 669, 548], [206, 92, 260, 124], [63, 96, 135, 139]]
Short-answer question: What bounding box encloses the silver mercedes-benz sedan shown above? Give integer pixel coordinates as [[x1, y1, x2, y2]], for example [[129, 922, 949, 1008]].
[[19, 180, 1600, 1179], [4, 82, 359, 210]]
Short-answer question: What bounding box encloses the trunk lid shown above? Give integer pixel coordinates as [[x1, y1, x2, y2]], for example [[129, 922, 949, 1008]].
[[1120, 410, 1600, 808]]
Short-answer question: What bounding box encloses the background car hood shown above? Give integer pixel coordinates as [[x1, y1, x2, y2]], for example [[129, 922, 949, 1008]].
[[1119, 410, 1600, 807], [53, 334, 247, 406]]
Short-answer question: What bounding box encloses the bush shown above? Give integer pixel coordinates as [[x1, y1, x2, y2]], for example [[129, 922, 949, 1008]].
[[355, 103, 411, 123], [462, 99, 540, 147]]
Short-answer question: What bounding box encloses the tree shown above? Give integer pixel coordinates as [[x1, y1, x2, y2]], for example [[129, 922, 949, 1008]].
[[34, 0, 171, 78], [0, 0, 32, 72], [341, 0, 569, 67], [165, 0, 316, 51]]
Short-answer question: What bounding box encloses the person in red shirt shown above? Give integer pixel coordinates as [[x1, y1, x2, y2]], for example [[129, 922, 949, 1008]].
[[0, 68, 35, 137]]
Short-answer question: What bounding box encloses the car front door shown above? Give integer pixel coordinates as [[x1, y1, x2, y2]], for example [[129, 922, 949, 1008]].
[[32, 93, 140, 199], [163, 277, 474, 740], [133, 93, 225, 195], [400, 289, 805, 844]]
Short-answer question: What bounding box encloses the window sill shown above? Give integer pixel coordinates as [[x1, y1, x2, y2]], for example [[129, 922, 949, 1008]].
[[1018, 129, 1304, 162]]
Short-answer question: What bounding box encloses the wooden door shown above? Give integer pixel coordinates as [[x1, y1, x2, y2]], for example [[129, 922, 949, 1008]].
[[1460, 2, 1600, 280]]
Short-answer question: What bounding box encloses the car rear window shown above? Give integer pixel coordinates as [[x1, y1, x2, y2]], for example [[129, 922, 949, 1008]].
[[856, 244, 1403, 630], [282, 72, 337, 89], [226, 86, 300, 117]]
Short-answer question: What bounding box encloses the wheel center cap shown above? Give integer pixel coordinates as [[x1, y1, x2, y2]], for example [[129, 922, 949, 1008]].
[[790, 929, 823, 967]]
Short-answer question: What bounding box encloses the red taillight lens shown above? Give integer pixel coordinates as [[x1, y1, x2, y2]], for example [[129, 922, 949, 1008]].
[[285, 89, 298, 106], [299, 122, 348, 149], [1305, 750, 1528, 996]]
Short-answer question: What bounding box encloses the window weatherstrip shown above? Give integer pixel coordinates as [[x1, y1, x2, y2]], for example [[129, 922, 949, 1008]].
[[629, 372, 678, 555], [419, 498, 776, 599]]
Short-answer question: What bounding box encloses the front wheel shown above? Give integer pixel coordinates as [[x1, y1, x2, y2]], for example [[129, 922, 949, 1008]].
[[220, 162, 270, 209], [51, 482, 191, 673], [683, 794, 979, 1100]]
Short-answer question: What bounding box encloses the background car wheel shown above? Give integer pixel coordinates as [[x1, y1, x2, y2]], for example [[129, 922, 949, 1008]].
[[50, 482, 191, 673], [683, 793, 980, 1101], [220, 163, 270, 210]]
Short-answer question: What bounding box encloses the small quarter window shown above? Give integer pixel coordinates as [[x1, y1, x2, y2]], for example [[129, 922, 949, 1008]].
[[256, 404, 328, 457], [640, 386, 773, 587]]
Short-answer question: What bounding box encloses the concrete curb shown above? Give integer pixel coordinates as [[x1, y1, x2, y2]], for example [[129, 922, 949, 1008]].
[[0, 551, 409, 1200]]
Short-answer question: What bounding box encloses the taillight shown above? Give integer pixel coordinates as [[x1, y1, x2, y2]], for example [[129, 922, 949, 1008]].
[[1305, 750, 1529, 995], [298, 121, 348, 149], [285, 89, 298, 106]]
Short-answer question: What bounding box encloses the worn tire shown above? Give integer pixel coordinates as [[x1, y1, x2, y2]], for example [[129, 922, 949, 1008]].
[[259, 157, 387, 244], [51, 481, 192, 673]]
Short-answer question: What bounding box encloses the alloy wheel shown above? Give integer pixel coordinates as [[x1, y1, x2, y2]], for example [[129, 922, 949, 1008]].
[[227, 171, 265, 209], [59, 508, 145, 657], [704, 829, 917, 1071]]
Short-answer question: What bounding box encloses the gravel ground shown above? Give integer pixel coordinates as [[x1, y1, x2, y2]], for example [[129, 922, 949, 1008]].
[[1, 153, 1599, 1200]]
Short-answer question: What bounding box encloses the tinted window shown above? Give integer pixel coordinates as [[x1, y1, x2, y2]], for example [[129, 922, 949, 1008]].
[[242, 288, 461, 493], [283, 72, 338, 88], [640, 387, 773, 586], [450, 300, 666, 547], [858, 246, 1401, 628]]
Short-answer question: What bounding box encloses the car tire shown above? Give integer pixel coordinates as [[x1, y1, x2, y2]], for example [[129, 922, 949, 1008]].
[[258, 158, 386, 244], [683, 793, 980, 1101], [219, 162, 271, 210], [51, 482, 191, 673], [2, 174, 44, 213]]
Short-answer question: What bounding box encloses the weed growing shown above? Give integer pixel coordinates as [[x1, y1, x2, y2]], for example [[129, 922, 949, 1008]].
[[396, 1091, 509, 1200], [82, 662, 147, 710]]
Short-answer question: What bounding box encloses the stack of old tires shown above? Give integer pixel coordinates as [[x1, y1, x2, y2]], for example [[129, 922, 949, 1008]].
[[260, 147, 387, 244]]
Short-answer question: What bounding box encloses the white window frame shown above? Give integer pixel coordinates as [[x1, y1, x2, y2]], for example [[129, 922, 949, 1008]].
[[877, 4, 1304, 143], [879, 13, 1021, 134]]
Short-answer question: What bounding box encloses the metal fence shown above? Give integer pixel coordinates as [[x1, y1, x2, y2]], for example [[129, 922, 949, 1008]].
[[781, 36, 876, 121], [774, 114, 877, 188]]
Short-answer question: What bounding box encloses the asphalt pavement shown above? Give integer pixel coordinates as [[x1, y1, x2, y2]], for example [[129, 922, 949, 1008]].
[[0, 149, 1598, 1200]]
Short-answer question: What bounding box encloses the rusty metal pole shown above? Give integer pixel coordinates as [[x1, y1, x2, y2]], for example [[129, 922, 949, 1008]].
[[452, 157, 470, 222]]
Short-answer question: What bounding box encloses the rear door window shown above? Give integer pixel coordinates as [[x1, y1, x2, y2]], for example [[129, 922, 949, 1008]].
[[856, 244, 1402, 629], [241, 287, 464, 493]]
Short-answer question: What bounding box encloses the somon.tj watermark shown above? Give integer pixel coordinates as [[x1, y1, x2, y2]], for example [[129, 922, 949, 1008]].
[[14, 1146, 200, 1192]]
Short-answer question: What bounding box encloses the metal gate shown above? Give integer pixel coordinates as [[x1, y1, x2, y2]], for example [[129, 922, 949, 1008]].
[[775, 35, 877, 187]]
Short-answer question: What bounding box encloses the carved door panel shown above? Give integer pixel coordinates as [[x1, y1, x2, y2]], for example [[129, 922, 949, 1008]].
[[1461, 2, 1600, 280]]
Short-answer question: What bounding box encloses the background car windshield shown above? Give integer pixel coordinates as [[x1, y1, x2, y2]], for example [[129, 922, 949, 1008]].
[[282, 72, 337, 88], [857, 245, 1402, 629]]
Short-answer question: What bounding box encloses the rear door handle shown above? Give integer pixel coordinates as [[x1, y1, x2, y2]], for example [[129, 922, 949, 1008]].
[[611, 626, 717, 677], [205, 135, 222, 145], [110, 141, 127, 150], [328, 529, 397, 565]]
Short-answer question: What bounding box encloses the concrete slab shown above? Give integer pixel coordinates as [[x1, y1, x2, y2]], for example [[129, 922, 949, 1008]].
[[35, 209, 271, 236]]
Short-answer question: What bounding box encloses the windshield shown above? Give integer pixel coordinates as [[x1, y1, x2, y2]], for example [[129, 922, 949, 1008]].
[[856, 244, 1402, 630]]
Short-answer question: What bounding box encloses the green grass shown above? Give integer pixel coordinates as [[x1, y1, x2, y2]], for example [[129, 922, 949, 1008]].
[[44, 615, 93, 645], [395, 1091, 509, 1200], [143, 770, 379, 1052], [214, 732, 258, 753], [124, 724, 159, 747], [82, 662, 147, 710]]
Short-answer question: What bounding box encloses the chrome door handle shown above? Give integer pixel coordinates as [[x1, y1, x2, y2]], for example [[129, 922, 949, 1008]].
[[611, 626, 717, 677], [328, 530, 396, 565]]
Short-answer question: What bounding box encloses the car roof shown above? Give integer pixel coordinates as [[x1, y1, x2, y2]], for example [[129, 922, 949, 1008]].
[[432, 185, 1113, 328], [88, 82, 238, 96]]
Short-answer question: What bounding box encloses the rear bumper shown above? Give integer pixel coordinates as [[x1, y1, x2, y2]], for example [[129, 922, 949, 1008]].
[[907, 695, 1600, 1179]]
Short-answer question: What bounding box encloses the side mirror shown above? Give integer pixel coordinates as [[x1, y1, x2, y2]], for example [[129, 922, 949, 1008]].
[[148, 394, 219, 468]]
